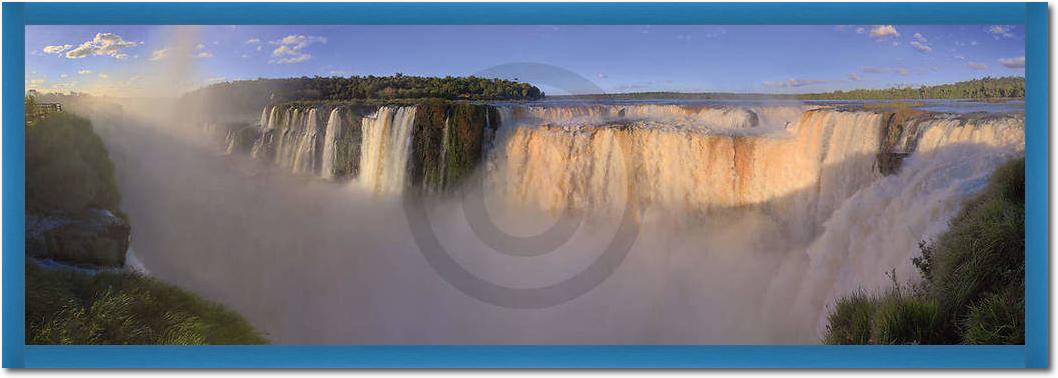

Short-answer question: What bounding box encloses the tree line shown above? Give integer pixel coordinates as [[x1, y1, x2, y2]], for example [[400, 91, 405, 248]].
[[798, 76, 1024, 100], [185, 74, 544, 103]]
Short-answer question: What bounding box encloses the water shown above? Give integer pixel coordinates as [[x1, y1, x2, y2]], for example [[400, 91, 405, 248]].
[[98, 99, 1023, 344]]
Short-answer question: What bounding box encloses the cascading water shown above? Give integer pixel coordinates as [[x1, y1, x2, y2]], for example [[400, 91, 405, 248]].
[[358, 106, 418, 194], [320, 108, 342, 180], [181, 101, 1023, 343], [487, 107, 880, 222]]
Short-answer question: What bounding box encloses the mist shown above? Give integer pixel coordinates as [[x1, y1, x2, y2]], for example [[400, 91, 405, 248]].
[[55, 85, 1024, 344]]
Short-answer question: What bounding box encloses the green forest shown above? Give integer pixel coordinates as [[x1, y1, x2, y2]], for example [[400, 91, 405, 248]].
[[799, 76, 1025, 100], [555, 76, 1024, 101], [187, 74, 544, 103]]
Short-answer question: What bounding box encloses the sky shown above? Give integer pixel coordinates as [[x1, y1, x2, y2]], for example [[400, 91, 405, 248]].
[[25, 25, 1026, 96]]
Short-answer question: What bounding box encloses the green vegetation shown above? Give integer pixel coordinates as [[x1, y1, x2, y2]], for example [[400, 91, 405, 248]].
[[555, 77, 1023, 101], [26, 109, 120, 214], [27, 263, 266, 344], [183, 74, 543, 118], [800, 77, 1024, 100], [823, 157, 1025, 344]]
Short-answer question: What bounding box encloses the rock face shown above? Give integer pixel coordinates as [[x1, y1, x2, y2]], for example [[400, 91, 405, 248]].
[[27, 209, 130, 268], [877, 108, 927, 176], [409, 102, 499, 192]]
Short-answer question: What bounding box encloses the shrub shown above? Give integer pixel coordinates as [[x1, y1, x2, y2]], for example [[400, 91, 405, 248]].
[[26, 263, 267, 345], [870, 293, 940, 344], [26, 112, 120, 214], [963, 291, 1024, 344], [822, 290, 876, 344]]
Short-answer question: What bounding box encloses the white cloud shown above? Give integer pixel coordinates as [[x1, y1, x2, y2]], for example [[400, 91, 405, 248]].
[[196, 43, 205, 50], [98, 73, 109, 79], [909, 40, 932, 53], [896, 68, 910, 76], [596, 73, 607, 79], [763, 78, 828, 88], [60, 74, 69, 79], [869, 25, 900, 39], [967, 62, 988, 70], [42, 44, 73, 54], [847, 73, 861, 81], [988, 25, 1015, 39], [30, 79, 45, 85], [245, 38, 260, 44], [269, 35, 326, 64], [241, 54, 250, 59], [205, 77, 227, 83], [64, 33, 141, 59], [150, 48, 169, 61], [78, 69, 93, 75], [998, 56, 1025, 69], [196, 51, 213, 58]]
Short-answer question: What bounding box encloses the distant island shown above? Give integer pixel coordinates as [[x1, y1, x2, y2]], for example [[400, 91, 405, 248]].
[[554, 76, 1025, 101]]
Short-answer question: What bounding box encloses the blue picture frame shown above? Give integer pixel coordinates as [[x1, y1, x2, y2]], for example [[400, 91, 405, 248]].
[[3, 2, 1048, 368]]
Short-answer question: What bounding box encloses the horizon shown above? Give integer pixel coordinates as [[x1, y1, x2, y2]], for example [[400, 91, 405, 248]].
[[26, 25, 1025, 97]]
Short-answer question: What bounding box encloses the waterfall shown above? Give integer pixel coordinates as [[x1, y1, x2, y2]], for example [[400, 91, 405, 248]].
[[259, 106, 270, 130], [784, 115, 1025, 334], [358, 106, 418, 194], [485, 109, 881, 223], [176, 101, 1025, 343], [320, 108, 342, 180], [251, 106, 279, 159], [290, 108, 321, 174]]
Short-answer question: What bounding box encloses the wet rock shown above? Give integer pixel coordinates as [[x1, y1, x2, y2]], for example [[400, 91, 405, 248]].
[[27, 209, 130, 268]]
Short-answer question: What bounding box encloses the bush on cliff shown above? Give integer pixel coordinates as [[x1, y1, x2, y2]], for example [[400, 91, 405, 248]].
[[26, 112, 120, 214], [823, 157, 1025, 344], [26, 262, 267, 344]]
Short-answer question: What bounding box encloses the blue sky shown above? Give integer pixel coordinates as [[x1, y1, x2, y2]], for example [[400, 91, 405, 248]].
[[25, 25, 1025, 96]]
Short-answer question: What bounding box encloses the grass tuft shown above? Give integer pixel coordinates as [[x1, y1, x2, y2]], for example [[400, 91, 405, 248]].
[[26, 262, 267, 345]]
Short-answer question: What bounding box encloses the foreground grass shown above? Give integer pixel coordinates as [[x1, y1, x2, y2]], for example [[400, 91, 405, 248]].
[[27, 262, 267, 345], [824, 157, 1024, 344]]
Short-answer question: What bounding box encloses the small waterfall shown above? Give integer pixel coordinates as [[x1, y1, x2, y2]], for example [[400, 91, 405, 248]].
[[258, 108, 325, 175], [321, 108, 342, 180], [358, 106, 418, 194], [224, 131, 239, 155], [251, 106, 278, 159], [259, 106, 270, 130], [291, 108, 321, 174]]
